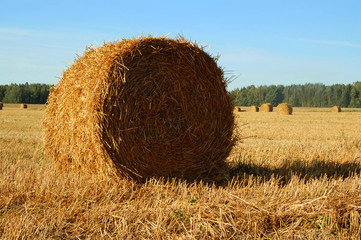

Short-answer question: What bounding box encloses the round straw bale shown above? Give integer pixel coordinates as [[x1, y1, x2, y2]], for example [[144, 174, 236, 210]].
[[260, 103, 273, 112], [20, 104, 27, 109], [43, 36, 235, 181], [234, 106, 241, 112], [276, 103, 293, 115], [331, 106, 341, 112], [249, 105, 259, 112]]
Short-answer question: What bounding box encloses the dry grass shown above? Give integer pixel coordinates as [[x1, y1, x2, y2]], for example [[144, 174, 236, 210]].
[[1, 106, 361, 239]]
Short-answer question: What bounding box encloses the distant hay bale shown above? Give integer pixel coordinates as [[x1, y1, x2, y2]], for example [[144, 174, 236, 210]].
[[249, 105, 259, 112], [20, 104, 27, 109], [331, 106, 341, 112], [234, 106, 241, 112], [43, 36, 235, 181], [276, 103, 293, 115], [0, 102, 3, 110], [260, 103, 273, 112]]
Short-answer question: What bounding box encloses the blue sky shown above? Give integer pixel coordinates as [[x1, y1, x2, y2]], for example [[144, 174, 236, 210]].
[[0, 0, 360, 90]]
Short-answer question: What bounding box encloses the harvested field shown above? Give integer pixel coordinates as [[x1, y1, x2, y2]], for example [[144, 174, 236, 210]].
[[1, 106, 361, 239]]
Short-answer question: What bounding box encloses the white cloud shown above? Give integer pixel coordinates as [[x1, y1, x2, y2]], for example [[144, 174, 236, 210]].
[[0, 27, 63, 39]]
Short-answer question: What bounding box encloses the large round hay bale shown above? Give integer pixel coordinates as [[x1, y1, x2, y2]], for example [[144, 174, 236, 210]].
[[331, 106, 341, 112], [260, 103, 273, 112], [234, 106, 241, 112], [20, 104, 27, 109], [249, 105, 259, 112], [276, 103, 293, 115], [43, 36, 235, 181]]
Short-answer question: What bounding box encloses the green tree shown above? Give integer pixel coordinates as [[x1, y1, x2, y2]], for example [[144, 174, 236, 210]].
[[3, 84, 21, 103], [0, 85, 6, 101], [340, 84, 351, 107], [264, 88, 279, 106], [0, 83, 51, 103], [349, 82, 361, 107]]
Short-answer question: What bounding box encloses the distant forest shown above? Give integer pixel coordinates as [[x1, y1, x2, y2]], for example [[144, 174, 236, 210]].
[[1, 82, 361, 108], [230, 82, 361, 108], [0, 83, 50, 104]]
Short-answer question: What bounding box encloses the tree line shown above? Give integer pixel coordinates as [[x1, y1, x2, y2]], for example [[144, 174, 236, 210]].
[[1, 82, 361, 108], [230, 82, 361, 108], [0, 83, 50, 104]]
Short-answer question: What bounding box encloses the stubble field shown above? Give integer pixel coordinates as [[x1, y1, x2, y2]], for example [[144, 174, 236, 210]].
[[1, 104, 361, 239]]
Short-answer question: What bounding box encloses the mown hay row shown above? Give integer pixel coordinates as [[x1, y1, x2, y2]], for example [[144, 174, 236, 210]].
[[43, 36, 236, 181], [276, 103, 293, 115]]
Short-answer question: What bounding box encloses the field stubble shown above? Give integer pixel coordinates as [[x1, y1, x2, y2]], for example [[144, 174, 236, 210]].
[[1, 106, 361, 239]]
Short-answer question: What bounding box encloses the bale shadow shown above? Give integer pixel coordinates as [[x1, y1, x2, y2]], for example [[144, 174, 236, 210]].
[[229, 158, 361, 186], [141, 157, 361, 187], [142, 159, 361, 187]]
